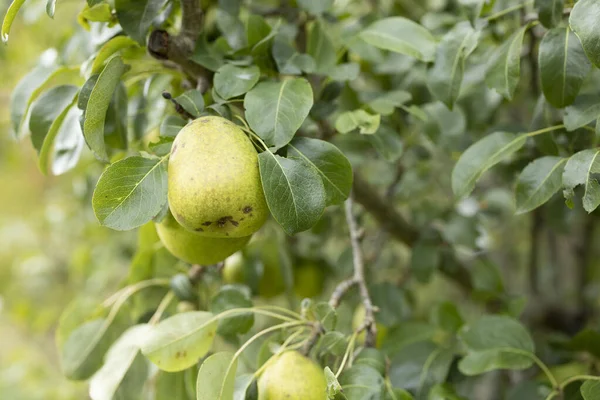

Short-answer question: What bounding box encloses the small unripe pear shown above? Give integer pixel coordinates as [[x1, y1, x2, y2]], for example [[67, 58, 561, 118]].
[[155, 211, 251, 265], [168, 116, 268, 238], [258, 351, 327, 400]]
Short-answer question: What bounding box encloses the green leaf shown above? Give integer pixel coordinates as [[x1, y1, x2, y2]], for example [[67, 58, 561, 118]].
[[366, 125, 404, 162], [175, 89, 205, 118], [335, 110, 381, 134], [160, 115, 188, 137], [325, 367, 347, 399], [369, 283, 410, 327], [568, 329, 600, 358], [149, 137, 174, 157], [539, 27, 591, 108], [10, 64, 57, 137], [307, 19, 337, 74], [92, 156, 168, 231], [29, 85, 79, 153], [246, 14, 271, 48], [46, 0, 57, 18], [80, 3, 113, 23], [535, 0, 564, 29], [429, 383, 467, 400], [1, 0, 26, 42], [317, 332, 347, 357], [214, 64, 260, 100], [328, 63, 360, 82], [369, 90, 412, 116], [427, 22, 480, 109], [141, 311, 218, 372], [515, 156, 567, 214], [83, 56, 128, 162], [389, 341, 453, 398], [89, 325, 149, 400], [339, 364, 385, 400], [431, 302, 464, 334], [288, 137, 353, 206], [216, 9, 247, 50], [360, 17, 437, 62], [155, 370, 196, 400], [258, 152, 326, 235], [244, 78, 314, 148], [452, 131, 527, 198], [355, 348, 386, 376], [91, 36, 140, 74], [411, 242, 440, 283], [459, 0, 485, 25], [458, 315, 535, 375], [61, 319, 123, 380], [272, 36, 316, 75], [297, 0, 334, 15], [307, 301, 337, 331], [562, 149, 600, 212], [382, 322, 437, 356], [115, 0, 165, 44], [190, 36, 226, 72], [485, 24, 531, 100], [51, 106, 85, 176], [563, 95, 600, 131], [196, 352, 237, 400], [581, 380, 600, 400], [471, 259, 505, 295], [58, 298, 131, 381], [210, 285, 254, 336], [104, 81, 128, 150], [569, 0, 600, 68], [233, 374, 254, 400]]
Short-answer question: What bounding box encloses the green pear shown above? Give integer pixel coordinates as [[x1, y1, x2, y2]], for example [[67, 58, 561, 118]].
[[168, 116, 268, 238], [258, 351, 327, 400], [155, 211, 251, 265]]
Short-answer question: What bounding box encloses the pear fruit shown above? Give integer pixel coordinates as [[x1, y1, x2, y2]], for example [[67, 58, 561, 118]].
[[155, 211, 251, 265], [258, 351, 327, 400], [168, 116, 268, 238]]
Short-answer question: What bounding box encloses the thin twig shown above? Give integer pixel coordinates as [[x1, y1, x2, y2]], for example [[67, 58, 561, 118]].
[[328, 278, 357, 309], [345, 196, 377, 347], [162, 91, 195, 120], [148, 0, 210, 90]]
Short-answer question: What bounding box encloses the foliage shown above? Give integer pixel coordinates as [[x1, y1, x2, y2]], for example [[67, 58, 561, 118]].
[[2, 0, 600, 399]]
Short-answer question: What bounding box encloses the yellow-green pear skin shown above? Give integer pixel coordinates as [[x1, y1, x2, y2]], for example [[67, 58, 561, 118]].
[[155, 211, 251, 265], [168, 116, 268, 238], [258, 351, 328, 400]]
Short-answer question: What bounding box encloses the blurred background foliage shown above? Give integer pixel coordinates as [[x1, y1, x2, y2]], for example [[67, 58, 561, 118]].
[[0, 1, 135, 398], [2, 0, 600, 399]]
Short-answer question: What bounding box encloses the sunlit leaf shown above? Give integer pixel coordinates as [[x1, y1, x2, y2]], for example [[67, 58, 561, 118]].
[[141, 311, 218, 372]]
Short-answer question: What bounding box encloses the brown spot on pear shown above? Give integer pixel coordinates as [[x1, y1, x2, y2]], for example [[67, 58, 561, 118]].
[[155, 211, 251, 265], [168, 116, 268, 238]]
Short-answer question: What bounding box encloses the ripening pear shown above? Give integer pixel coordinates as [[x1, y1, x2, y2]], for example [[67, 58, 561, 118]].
[[168, 116, 268, 238], [258, 351, 327, 400], [155, 211, 251, 265]]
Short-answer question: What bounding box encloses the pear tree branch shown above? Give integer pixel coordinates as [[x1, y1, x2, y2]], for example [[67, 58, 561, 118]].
[[147, 0, 210, 90], [344, 196, 377, 347]]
